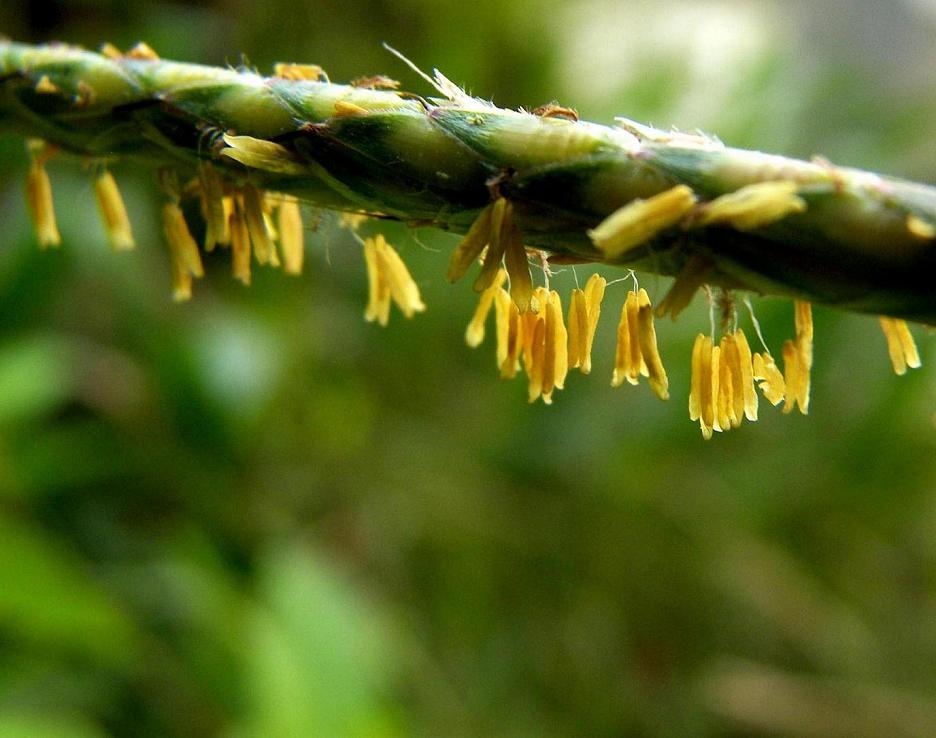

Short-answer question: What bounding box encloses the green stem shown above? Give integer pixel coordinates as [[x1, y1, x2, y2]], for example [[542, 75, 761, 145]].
[[3, 40, 935, 323]]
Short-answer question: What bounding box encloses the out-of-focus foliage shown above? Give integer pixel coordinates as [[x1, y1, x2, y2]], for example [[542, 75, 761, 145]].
[[1, 1, 936, 736]]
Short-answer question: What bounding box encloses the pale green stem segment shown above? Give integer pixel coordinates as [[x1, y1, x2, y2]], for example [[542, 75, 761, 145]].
[[2, 41, 936, 323]]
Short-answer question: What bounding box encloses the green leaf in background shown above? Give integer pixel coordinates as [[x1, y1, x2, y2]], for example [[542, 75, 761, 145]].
[[235, 543, 399, 738], [0, 713, 107, 738], [0, 518, 139, 669]]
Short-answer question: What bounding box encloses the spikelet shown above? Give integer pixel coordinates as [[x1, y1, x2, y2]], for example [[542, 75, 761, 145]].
[[93, 170, 135, 251], [25, 141, 61, 248], [162, 202, 204, 302], [450, 198, 534, 311], [466, 268, 507, 347], [588, 185, 696, 259], [879, 317, 921, 375], [363, 235, 425, 325]]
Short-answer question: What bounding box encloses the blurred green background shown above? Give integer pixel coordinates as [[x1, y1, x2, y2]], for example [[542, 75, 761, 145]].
[[1, 1, 936, 736]]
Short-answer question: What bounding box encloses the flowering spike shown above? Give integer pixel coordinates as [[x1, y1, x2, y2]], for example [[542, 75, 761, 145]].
[[162, 202, 204, 302], [636, 288, 669, 400], [276, 195, 305, 275], [447, 203, 493, 283], [697, 180, 806, 231], [588, 185, 696, 259], [466, 268, 506, 347], [25, 142, 61, 248], [879, 317, 921, 375], [93, 170, 135, 251]]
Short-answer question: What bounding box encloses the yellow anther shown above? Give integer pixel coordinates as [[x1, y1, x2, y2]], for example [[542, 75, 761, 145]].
[[465, 268, 506, 347], [879, 317, 921, 376], [25, 144, 61, 249], [94, 170, 135, 251], [276, 196, 305, 275], [162, 202, 204, 302]]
